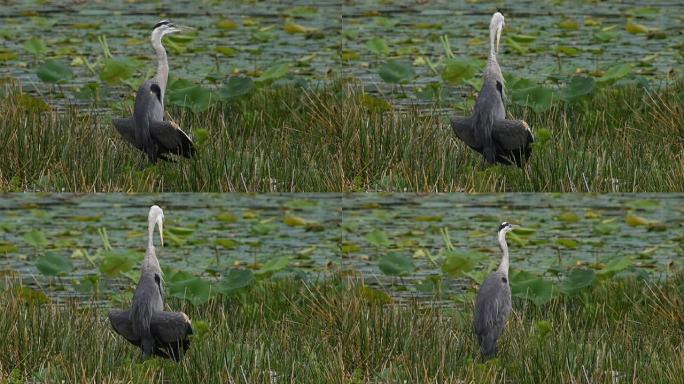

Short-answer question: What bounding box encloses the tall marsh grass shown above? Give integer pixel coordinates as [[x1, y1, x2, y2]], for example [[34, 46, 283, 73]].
[[1, 274, 682, 383], [1, 80, 682, 192]]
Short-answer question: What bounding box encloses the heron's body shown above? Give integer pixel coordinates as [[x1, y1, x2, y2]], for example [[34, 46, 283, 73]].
[[473, 222, 514, 358], [474, 270, 511, 356], [452, 13, 533, 166], [113, 20, 194, 164], [108, 205, 192, 361]]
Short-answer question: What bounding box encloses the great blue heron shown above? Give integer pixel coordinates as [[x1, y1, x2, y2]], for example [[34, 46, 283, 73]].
[[108, 205, 193, 361], [452, 12, 533, 166], [473, 221, 515, 358], [113, 20, 195, 164]]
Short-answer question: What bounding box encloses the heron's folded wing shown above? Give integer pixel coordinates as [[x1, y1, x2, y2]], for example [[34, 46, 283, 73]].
[[108, 309, 140, 345], [150, 311, 193, 343], [113, 117, 142, 151], [451, 116, 481, 151], [492, 119, 534, 166], [492, 119, 534, 151], [150, 311, 193, 361], [149, 120, 195, 159], [474, 275, 512, 336]]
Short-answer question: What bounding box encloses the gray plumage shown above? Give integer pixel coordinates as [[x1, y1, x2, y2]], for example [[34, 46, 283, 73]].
[[108, 205, 192, 361], [473, 221, 514, 358], [113, 20, 195, 163], [452, 12, 533, 166]]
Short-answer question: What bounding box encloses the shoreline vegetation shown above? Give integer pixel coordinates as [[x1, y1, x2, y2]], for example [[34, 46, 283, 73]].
[[1, 273, 682, 383], [1, 79, 682, 192]]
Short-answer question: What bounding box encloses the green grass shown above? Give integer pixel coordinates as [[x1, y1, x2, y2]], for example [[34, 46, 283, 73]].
[[1, 274, 683, 383], [0, 79, 682, 192]]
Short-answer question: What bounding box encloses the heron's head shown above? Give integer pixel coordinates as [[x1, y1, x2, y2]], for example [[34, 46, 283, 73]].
[[148, 205, 164, 247], [151, 20, 192, 43], [490, 12, 505, 53], [498, 221, 515, 236]]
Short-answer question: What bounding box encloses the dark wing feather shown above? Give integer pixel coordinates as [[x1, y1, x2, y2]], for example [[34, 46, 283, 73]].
[[113, 117, 142, 151], [451, 116, 480, 151], [492, 119, 534, 166], [108, 309, 140, 345], [149, 120, 195, 159], [150, 311, 193, 361], [108, 309, 192, 361]]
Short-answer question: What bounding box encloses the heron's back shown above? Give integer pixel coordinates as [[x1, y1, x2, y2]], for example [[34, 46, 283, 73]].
[[134, 80, 165, 123], [474, 271, 511, 355], [131, 271, 164, 337]]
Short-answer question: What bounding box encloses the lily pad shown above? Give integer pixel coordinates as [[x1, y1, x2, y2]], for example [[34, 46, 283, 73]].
[[99, 250, 138, 277], [378, 60, 415, 84], [218, 77, 254, 100], [555, 238, 578, 249], [37, 60, 74, 84], [366, 229, 390, 247], [168, 272, 212, 305], [219, 269, 254, 295], [215, 46, 238, 57], [216, 18, 238, 30], [366, 37, 390, 56], [557, 211, 581, 223], [560, 269, 596, 295], [36, 252, 73, 276], [558, 18, 580, 30], [168, 81, 213, 112], [215, 238, 239, 249], [100, 57, 138, 85], [511, 271, 557, 306], [511, 83, 554, 113], [256, 63, 290, 83], [24, 229, 48, 248], [562, 77, 596, 102], [441, 251, 479, 277], [625, 21, 649, 34], [596, 256, 632, 278], [283, 21, 317, 34], [625, 213, 651, 227], [255, 256, 291, 276], [24, 37, 47, 55], [378, 252, 415, 277], [0, 242, 19, 253], [597, 63, 632, 86], [283, 214, 314, 227], [441, 58, 479, 85]]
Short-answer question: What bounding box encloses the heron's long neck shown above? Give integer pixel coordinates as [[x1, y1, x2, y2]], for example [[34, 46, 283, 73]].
[[152, 37, 168, 97], [496, 232, 509, 276], [488, 27, 498, 65], [144, 221, 161, 273]]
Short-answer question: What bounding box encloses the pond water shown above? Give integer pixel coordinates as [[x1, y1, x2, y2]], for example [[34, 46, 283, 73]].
[[1, 193, 682, 303], [0, 0, 682, 109]]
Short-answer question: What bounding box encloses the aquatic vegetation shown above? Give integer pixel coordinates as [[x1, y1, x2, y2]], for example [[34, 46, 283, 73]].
[[1, 273, 682, 383], [1, 77, 683, 192], [0, 2, 682, 191], [0, 194, 681, 307], [0, 193, 681, 380]]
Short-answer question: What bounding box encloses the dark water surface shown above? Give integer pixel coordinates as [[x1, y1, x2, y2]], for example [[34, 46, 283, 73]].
[[1, 0, 681, 108], [1, 193, 681, 303]]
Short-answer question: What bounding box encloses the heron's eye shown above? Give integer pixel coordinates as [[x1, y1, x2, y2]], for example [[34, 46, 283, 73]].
[[501, 277, 507, 283]]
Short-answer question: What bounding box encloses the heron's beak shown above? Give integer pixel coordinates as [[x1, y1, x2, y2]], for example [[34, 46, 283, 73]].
[[157, 216, 164, 247], [170, 24, 194, 34]]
